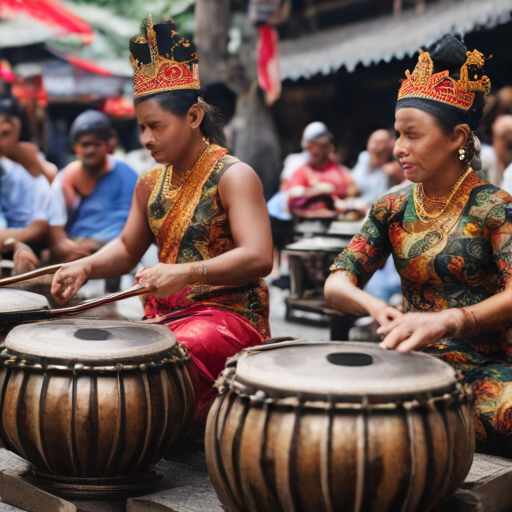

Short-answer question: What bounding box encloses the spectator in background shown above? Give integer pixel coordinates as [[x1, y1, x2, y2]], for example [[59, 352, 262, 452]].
[[267, 122, 332, 243], [496, 115, 512, 195], [49, 110, 137, 263], [351, 129, 394, 204], [279, 122, 328, 190], [288, 122, 357, 218], [491, 115, 512, 187], [0, 98, 57, 183], [0, 100, 52, 254]]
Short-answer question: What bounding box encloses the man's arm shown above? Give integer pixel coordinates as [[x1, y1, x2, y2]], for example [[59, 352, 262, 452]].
[[0, 220, 48, 246]]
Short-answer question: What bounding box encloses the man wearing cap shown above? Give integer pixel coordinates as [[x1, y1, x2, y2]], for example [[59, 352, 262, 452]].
[[287, 122, 357, 217], [48, 110, 138, 262]]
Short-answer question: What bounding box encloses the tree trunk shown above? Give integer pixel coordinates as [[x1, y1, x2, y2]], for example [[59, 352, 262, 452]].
[[194, 0, 231, 84], [229, 81, 281, 198]]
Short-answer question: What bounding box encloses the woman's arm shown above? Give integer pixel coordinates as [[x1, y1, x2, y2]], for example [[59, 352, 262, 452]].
[[379, 284, 512, 352], [134, 162, 273, 296], [325, 270, 403, 327]]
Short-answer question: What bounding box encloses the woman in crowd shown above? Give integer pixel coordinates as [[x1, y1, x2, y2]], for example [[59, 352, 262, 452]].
[[325, 34, 512, 455], [51, 16, 272, 421]]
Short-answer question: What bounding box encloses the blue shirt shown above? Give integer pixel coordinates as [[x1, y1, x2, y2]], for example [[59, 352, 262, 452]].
[[65, 159, 137, 243], [0, 157, 50, 228]]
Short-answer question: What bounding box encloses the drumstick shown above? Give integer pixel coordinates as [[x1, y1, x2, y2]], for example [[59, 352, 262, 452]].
[[50, 284, 155, 315], [0, 284, 156, 324], [0, 263, 63, 286]]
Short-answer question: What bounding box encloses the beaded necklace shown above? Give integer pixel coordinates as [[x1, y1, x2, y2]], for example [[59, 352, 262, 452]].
[[413, 167, 473, 222], [162, 139, 210, 199]]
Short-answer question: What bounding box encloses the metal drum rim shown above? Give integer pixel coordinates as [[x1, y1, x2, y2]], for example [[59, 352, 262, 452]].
[[221, 341, 461, 404], [0, 342, 191, 371], [4, 318, 183, 367]]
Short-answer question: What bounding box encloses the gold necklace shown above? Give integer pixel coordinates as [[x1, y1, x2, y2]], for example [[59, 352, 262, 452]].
[[414, 167, 473, 221], [162, 139, 210, 199]]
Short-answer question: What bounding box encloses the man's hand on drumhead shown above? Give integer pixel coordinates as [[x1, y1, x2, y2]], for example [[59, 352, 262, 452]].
[[51, 263, 91, 305]]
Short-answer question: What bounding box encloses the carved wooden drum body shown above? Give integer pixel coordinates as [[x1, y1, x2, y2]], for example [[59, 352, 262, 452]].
[[0, 319, 195, 498], [205, 342, 474, 512]]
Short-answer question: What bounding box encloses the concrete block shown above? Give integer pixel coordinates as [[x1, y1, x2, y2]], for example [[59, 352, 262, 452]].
[[441, 452, 512, 512]]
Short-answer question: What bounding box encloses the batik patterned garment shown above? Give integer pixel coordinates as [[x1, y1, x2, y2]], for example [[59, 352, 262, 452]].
[[140, 144, 270, 420], [331, 170, 512, 456]]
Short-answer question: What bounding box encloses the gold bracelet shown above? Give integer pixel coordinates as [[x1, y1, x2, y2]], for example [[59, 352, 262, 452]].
[[202, 264, 208, 277]]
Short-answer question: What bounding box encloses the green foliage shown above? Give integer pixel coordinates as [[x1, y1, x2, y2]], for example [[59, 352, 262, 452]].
[[66, 0, 195, 26]]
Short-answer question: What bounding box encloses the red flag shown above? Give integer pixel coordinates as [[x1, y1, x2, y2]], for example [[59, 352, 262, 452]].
[[257, 24, 281, 105], [0, 60, 15, 83], [0, 0, 93, 43]]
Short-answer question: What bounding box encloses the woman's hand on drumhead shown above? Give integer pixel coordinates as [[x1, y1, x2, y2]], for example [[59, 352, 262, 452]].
[[372, 305, 403, 328], [377, 311, 451, 352], [135, 263, 190, 298], [51, 263, 91, 305]]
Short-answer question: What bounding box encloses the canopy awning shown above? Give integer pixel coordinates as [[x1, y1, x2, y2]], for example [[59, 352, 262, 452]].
[[0, 0, 93, 48], [279, 0, 512, 80]]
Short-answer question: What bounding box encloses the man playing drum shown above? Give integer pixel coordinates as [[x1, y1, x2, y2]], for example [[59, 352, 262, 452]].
[[51, 16, 272, 421]]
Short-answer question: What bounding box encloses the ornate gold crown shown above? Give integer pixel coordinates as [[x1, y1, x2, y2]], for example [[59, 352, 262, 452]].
[[397, 49, 490, 111], [130, 15, 200, 98]]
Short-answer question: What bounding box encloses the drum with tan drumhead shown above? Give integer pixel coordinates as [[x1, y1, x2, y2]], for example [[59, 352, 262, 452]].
[[0, 318, 194, 498], [205, 341, 474, 512]]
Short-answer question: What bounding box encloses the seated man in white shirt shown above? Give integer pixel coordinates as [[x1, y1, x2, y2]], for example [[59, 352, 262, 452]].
[[351, 129, 394, 204]]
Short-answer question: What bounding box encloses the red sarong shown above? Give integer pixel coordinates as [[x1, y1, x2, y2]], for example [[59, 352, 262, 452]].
[[155, 305, 264, 421]]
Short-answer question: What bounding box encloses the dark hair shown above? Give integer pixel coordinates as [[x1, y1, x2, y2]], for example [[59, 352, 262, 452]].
[[70, 110, 111, 143], [134, 90, 227, 148], [0, 97, 32, 141]]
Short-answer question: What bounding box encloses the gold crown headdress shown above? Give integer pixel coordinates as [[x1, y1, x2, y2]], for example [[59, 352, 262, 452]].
[[130, 15, 200, 98], [397, 48, 490, 111]]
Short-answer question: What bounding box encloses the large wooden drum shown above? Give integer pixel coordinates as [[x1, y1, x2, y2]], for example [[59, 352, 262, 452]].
[[205, 341, 474, 512], [0, 318, 195, 498]]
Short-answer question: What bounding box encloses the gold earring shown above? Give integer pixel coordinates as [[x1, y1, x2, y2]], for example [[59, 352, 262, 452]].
[[459, 148, 465, 161]]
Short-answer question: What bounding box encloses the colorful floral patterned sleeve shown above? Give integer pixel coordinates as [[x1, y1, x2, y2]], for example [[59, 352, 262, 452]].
[[330, 195, 393, 284], [484, 191, 512, 293]]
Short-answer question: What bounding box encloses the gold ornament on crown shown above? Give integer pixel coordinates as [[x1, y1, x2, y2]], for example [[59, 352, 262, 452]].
[[398, 48, 491, 111], [130, 14, 200, 98]]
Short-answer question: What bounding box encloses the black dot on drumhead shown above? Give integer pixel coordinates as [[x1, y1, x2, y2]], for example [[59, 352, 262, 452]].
[[327, 352, 373, 367], [74, 328, 113, 341]]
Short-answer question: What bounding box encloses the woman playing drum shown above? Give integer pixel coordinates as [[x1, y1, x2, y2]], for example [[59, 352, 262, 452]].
[[325, 35, 512, 456], [51, 16, 272, 421]]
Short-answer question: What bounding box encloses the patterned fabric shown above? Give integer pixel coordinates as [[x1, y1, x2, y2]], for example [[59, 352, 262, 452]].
[[331, 171, 512, 456], [141, 145, 270, 339]]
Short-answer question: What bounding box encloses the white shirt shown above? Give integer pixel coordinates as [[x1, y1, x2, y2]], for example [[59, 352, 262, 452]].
[[48, 175, 68, 227], [351, 151, 390, 204], [501, 162, 512, 195]]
